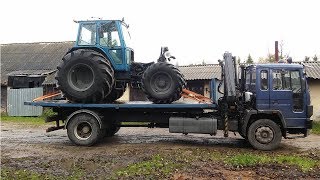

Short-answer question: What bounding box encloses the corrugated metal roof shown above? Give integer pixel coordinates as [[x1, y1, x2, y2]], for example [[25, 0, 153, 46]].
[[1, 42, 74, 85], [178, 62, 320, 80], [178, 64, 221, 80], [1, 41, 319, 85], [303, 61, 320, 79]]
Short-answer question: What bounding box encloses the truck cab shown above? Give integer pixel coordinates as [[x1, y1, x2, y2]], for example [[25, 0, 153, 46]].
[[245, 64, 313, 135]]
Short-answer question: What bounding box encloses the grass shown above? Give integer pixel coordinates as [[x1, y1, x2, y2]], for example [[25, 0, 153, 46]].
[[0, 108, 55, 125], [1, 167, 84, 180], [224, 153, 317, 172], [113, 149, 319, 179], [115, 154, 181, 178], [1, 168, 54, 180], [312, 120, 320, 135], [1, 115, 45, 125]]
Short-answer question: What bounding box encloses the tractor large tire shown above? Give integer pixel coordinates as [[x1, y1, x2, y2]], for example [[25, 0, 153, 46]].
[[56, 49, 114, 103], [104, 82, 127, 103], [142, 62, 186, 104]]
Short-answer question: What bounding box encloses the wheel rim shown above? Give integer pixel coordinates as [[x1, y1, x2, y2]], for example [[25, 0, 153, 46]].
[[68, 63, 94, 91], [74, 122, 92, 140], [255, 126, 274, 144], [150, 72, 173, 94]]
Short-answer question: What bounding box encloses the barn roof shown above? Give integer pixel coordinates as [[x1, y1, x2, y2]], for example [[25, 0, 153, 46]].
[[1, 41, 320, 85], [178, 64, 221, 80], [179, 61, 320, 80], [302, 61, 320, 79], [1, 41, 74, 85]]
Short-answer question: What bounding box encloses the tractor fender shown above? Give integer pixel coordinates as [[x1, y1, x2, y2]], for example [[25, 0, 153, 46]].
[[65, 109, 104, 129], [241, 109, 287, 137], [66, 47, 113, 67]]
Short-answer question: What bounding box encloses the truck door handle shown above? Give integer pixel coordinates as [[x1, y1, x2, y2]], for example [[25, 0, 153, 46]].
[[272, 100, 278, 104]]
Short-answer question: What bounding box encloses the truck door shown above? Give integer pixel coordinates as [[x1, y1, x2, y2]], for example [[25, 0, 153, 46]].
[[270, 69, 306, 128], [256, 68, 270, 109]]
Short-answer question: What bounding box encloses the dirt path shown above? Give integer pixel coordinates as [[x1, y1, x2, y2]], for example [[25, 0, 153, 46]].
[[1, 121, 320, 179]]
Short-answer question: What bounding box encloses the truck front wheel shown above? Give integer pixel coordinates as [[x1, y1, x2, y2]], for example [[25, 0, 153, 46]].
[[247, 119, 282, 151], [67, 113, 102, 146]]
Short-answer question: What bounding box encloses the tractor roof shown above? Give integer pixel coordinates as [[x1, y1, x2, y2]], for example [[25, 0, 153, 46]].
[[74, 19, 129, 28]]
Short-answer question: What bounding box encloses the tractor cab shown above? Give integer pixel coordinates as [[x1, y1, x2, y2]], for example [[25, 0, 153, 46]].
[[75, 20, 134, 71]]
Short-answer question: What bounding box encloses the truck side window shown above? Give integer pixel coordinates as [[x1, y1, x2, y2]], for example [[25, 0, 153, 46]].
[[272, 70, 283, 90], [291, 70, 302, 93], [291, 70, 303, 111], [260, 70, 268, 90]]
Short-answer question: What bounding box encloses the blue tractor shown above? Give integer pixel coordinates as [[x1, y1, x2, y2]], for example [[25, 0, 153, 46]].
[[56, 19, 186, 103]]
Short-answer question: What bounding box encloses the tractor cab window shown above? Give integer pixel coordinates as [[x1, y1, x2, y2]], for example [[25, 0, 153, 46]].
[[78, 24, 96, 45], [121, 24, 132, 47], [99, 22, 121, 48]]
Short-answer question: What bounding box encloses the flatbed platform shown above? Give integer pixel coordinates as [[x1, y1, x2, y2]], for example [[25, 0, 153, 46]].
[[24, 100, 217, 110]]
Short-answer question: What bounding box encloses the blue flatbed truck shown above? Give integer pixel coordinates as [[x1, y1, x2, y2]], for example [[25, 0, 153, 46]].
[[25, 52, 313, 151]]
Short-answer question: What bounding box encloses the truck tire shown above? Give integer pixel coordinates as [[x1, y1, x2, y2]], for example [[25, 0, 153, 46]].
[[142, 62, 186, 104], [56, 49, 114, 103], [247, 119, 282, 151], [104, 83, 127, 102], [67, 113, 102, 146]]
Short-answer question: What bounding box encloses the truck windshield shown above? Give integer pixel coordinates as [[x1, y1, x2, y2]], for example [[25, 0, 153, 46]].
[[121, 24, 132, 48]]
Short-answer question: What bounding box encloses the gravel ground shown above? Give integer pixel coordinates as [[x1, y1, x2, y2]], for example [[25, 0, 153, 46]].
[[1, 121, 320, 179]]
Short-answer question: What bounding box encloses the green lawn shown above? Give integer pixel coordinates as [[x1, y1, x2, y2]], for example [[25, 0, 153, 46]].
[[1, 115, 45, 125], [312, 120, 320, 135]]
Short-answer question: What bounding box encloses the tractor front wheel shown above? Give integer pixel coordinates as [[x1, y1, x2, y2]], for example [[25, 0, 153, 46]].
[[142, 62, 186, 104]]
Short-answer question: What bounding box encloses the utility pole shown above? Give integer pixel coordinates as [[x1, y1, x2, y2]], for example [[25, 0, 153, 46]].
[[275, 41, 279, 62]]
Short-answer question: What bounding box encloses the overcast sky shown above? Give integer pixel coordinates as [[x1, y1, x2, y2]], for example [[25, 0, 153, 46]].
[[1, 0, 319, 65]]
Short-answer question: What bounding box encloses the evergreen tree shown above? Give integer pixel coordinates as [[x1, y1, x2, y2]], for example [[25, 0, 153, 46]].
[[304, 56, 310, 62], [313, 54, 318, 61], [246, 54, 253, 64]]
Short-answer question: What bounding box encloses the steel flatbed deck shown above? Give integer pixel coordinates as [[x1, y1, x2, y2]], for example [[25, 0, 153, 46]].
[[24, 100, 217, 110]]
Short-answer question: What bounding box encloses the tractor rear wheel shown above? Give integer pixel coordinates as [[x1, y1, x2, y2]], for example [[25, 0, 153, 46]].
[[56, 49, 114, 103], [142, 62, 186, 104]]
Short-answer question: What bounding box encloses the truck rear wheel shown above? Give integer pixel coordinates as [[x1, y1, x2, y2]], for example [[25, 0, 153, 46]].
[[247, 119, 282, 150], [142, 62, 186, 104], [67, 113, 102, 146], [56, 49, 114, 103]]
